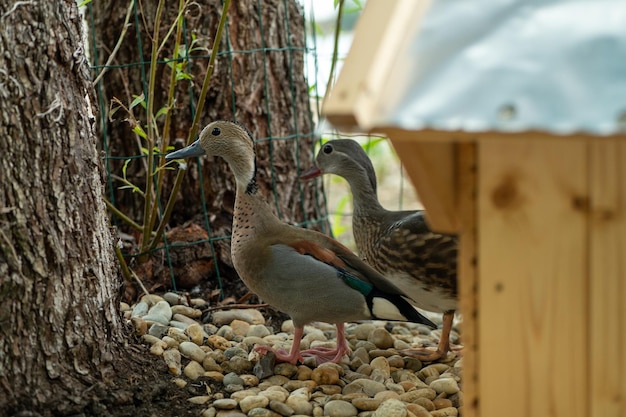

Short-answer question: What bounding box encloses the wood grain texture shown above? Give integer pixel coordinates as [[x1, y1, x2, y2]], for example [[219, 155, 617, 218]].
[[322, 0, 431, 130], [478, 136, 588, 417], [387, 139, 459, 234], [457, 142, 479, 417], [589, 140, 626, 417]]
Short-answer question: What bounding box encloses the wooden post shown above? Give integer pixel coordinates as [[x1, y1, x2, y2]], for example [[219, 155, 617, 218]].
[[589, 139, 626, 417], [477, 136, 589, 417], [457, 142, 479, 417]]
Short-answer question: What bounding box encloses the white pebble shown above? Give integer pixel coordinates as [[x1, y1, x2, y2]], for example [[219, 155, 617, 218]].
[[430, 377, 460, 395], [431, 407, 459, 417], [259, 386, 289, 402], [179, 341, 207, 363], [141, 294, 164, 305], [162, 349, 182, 375], [171, 305, 202, 318], [169, 320, 190, 330], [230, 388, 261, 401], [373, 399, 407, 417], [239, 395, 269, 413], [200, 407, 217, 417], [141, 334, 161, 345], [183, 360, 205, 380], [148, 300, 173, 321], [286, 396, 313, 415], [131, 301, 149, 317], [142, 314, 170, 326], [163, 292, 188, 306], [211, 309, 266, 325], [188, 396, 211, 405], [247, 324, 271, 338], [342, 378, 386, 397], [324, 400, 358, 417], [212, 399, 238, 409]]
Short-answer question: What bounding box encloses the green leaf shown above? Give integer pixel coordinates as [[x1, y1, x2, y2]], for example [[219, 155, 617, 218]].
[[118, 185, 142, 194], [155, 106, 169, 119], [133, 125, 147, 139], [140, 146, 149, 155], [176, 72, 193, 81], [313, 21, 324, 36], [362, 137, 386, 153], [130, 93, 146, 110], [122, 159, 131, 179], [77, 0, 92, 7], [109, 105, 120, 120]]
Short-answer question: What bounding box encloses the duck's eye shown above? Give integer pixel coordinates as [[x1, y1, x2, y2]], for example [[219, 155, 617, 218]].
[[212, 127, 221, 136], [322, 144, 333, 154]]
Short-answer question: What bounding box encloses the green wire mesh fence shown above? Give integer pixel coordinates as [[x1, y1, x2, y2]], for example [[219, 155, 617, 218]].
[[87, 0, 331, 301], [85, 0, 418, 302]]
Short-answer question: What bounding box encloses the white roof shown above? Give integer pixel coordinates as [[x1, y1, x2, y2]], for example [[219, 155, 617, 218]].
[[379, 0, 626, 135]]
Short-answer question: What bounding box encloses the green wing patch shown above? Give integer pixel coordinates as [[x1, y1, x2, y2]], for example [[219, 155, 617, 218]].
[[337, 269, 372, 296]]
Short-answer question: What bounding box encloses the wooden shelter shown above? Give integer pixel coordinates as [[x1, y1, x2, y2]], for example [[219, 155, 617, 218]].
[[322, 1, 626, 416]]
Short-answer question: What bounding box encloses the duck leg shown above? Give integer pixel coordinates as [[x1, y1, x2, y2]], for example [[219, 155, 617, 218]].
[[255, 326, 305, 365], [300, 323, 351, 365], [401, 311, 456, 362]]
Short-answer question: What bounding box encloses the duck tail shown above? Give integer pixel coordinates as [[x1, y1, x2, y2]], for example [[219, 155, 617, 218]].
[[366, 290, 437, 328]]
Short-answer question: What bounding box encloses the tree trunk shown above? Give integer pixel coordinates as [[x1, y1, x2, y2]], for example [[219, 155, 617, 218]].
[[91, 0, 328, 297], [0, 1, 187, 415]]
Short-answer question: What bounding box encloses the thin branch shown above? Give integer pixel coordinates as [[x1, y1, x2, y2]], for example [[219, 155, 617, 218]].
[[147, 0, 232, 252], [140, 0, 165, 253], [146, 0, 186, 240], [104, 199, 143, 232], [92, 0, 135, 86], [114, 243, 150, 297], [1, 0, 35, 19], [325, 0, 345, 93]]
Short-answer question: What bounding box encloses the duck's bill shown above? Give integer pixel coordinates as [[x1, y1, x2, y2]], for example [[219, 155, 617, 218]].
[[165, 139, 206, 161], [299, 165, 322, 180]]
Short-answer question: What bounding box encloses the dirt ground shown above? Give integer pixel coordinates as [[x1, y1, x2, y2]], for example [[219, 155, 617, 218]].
[[5, 226, 291, 417], [81, 347, 205, 417]]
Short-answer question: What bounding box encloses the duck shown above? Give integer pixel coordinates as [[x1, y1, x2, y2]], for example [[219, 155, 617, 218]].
[[165, 121, 436, 365], [301, 139, 458, 362]]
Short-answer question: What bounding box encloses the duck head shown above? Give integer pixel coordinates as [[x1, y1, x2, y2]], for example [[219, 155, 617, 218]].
[[166, 120, 256, 187], [300, 139, 378, 193]]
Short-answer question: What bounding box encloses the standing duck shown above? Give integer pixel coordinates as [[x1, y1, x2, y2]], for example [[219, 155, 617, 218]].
[[301, 139, 458, 361], [166, 121, 436, 365]]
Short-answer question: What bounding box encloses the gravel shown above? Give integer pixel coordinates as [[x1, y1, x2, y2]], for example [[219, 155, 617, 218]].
[[122, 293, 463, 417]]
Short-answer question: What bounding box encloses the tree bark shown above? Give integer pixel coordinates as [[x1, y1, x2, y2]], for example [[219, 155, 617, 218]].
[[91, 0, 329, 295], [0, 0, 123, 413]]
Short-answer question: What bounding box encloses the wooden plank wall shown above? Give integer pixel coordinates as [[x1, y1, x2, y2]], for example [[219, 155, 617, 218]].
[[477, 137, 589, 417], [387, 133, 626, 417], [589, 140, 626, 417]]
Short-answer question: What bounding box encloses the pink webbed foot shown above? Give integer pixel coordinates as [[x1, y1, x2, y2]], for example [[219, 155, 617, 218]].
[[300, 323, 351, 365], [253, 326, 306, 365], [254, 344, 304, 365]]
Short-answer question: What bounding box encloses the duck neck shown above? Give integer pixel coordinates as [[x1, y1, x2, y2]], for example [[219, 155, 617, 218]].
[[347, 174, 385, 216], [232, 175, 280, 235]]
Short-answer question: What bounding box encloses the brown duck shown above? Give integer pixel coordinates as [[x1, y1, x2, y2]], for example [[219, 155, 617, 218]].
[[166, 121, 436, 365], [301, 139, 458, 361]]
